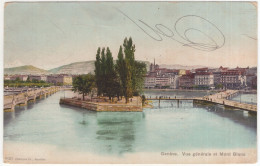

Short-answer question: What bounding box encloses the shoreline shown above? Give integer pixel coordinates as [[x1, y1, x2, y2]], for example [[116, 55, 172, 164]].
[[144, 89, 222, 92], [144, 88, 257, 93], [59, 96, 143, 112], [3, 141, 257, 164]]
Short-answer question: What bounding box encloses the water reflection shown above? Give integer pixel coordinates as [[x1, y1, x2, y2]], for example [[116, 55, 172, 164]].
[[4, 91, 257, 155], [95, 112, 144, 154], [193, 103, 257, 130]]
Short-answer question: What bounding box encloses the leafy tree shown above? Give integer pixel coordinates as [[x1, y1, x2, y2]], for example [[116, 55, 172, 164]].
[[215, 83, 223, 89], [94, 47, 102, 96], [134, 61, 147, 95], [123, 37, 136, 93], [15, 77, 21, 82], [105, 47, 118, 100], [123, 37, 146, 96], [32, 79, 39, 83], [141, 95, 146, 106], [116, 45, 132, 103], [94, 37, 147, 103], [26, 76, 30, 82], [72, 74, 96, 100], [100, 48, 107, 95]]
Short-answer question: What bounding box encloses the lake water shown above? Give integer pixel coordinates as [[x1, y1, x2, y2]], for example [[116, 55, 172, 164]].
[[4, 90, 257, 156], [230, 93, 257, 105]]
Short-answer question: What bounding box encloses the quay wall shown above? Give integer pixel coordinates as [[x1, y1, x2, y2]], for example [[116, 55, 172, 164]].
[[60, 98, 142, 112]]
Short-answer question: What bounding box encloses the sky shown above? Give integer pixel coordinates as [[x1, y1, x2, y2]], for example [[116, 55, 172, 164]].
[[4, 1, 257, 70]]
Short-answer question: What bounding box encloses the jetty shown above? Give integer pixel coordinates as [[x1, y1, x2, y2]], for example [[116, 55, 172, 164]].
[[60, 96, 142, 112], [147, 90, 257, 113], [4, 86, 60, 111]]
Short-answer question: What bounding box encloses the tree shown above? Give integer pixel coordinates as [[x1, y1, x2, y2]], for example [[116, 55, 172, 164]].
[[134, 61, 147, 95], [94, 47, 102, 96], [100, 48, 107, 95], [123, 37, 136, 94], [123, 37, 146, 95], [15, 77, 21, 82], [94, 37, 147, 103], [116, 45, 133, 103], [26, 76, 30, 82], [72, 74, 96, 100], [105, 47, 117, 100]]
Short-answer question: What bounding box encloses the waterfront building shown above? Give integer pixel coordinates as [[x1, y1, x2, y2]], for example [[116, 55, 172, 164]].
[[179, 73, 195, 89], [155, 76, 169, 88], [29, 75, 47, 82], [145, 60, 179, 89], [144, 75, 156, 88], [220, 70, 246, 89], [63, 75, 73, 85], [5, 75, 29, 81], [246, 74, 257, 89], [194, 72, 214, 88], [4, 75, 11, 80], [47, 74, 73, 85], [193, 68, 214, 89], [213, 66, 229, 88], [169, 75, 179, 89]]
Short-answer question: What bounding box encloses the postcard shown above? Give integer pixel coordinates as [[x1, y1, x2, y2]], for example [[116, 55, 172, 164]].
[[2, 1, 258, 164]]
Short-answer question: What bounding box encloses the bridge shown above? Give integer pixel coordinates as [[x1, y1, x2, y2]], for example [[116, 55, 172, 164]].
[[4, 86, 60, 111], [147, 90, 257, 112]]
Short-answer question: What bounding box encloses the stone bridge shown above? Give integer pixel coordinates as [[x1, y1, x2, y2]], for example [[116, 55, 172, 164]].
[[4, 86, 60, 111]]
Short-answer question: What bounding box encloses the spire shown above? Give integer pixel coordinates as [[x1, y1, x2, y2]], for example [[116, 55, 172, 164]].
[[154, 58, 155, 66]]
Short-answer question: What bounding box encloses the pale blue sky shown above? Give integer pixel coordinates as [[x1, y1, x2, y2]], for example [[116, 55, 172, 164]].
[[4, 1, 257, 69]]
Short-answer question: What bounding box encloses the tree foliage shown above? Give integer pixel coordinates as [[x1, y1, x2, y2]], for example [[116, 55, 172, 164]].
[[72, 74, 96, 100], [94, 37, 147, 103], [94, 47, 102, 96]]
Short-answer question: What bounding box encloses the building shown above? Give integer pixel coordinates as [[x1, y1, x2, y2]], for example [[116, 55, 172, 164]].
[[195, 67, 209, 74], [212, 66, 229, 87], [168, 75, 179, 89], [194, 72, 214, 88], [144, 59, 179, 89], [179, 73, 195, 89], [47, 74, 72, 85], [246, 74, 257, 89], [28, 75, 47, 82], [150, 59, 159, 72], [221, 70, 246, 89], [144, 76, 156, 88], [4, 75, 29, 81]]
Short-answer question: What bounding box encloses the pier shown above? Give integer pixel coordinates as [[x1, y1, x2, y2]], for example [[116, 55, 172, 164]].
[[4, 86, 60, 111], [147, 90, 257, 112]]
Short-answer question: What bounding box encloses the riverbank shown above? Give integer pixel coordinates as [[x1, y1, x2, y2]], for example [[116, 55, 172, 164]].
[[3, 142, 256, 164], [59, 96, 143, 112], [144, 88, 222, 92], [144, 88, 257, 93]]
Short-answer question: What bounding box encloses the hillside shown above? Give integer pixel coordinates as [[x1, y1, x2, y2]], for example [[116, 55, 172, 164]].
[[159, 64, 209, 70], [4, 65, 49, 75], [49, 60, 150, 74]]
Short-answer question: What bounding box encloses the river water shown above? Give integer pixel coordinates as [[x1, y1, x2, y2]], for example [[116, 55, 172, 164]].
[[4, 90, 257, 156]]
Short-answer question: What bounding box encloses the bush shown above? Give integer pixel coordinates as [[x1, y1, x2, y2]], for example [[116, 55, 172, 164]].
[[141, 95, 146, 106]]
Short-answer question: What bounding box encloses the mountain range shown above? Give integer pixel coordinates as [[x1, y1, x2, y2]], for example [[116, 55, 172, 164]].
[[159, 64, 209, 70], [4, 60, 151, 75], [4, 65, 49, 75]]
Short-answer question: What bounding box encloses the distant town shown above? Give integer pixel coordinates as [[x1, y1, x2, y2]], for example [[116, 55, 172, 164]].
[[145, 60, 257, 90], [4, 74, 73, 87], [4, 60, 257, 91]]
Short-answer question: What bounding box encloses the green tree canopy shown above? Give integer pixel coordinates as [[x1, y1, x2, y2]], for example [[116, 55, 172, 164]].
[[72, 74, 96, 100], [94, 37, 147, 103]]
